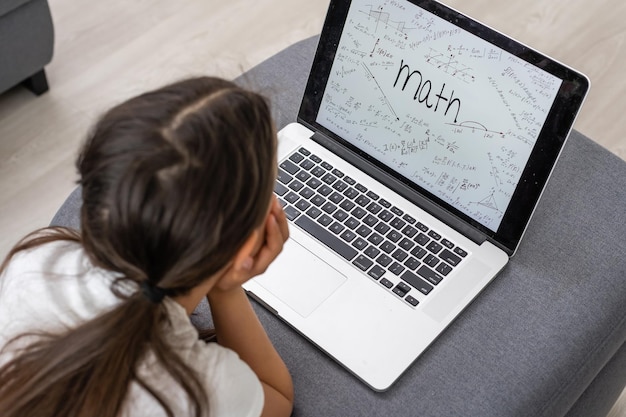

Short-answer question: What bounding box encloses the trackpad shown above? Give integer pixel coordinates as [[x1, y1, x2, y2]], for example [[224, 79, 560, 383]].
[[254, 239, 347, 317]]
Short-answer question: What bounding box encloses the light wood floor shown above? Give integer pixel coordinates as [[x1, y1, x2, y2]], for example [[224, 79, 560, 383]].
[[0, 0, 624, 414]]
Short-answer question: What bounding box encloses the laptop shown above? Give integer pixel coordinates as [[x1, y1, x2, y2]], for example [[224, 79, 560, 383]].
[[243, 0, 589, 391]]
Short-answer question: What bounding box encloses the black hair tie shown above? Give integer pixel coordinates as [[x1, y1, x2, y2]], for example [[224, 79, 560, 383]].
[[140, 280, 167, 303]]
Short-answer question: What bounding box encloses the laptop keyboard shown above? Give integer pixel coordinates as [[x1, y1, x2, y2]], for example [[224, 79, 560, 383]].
[[275, 147, 468, 308]]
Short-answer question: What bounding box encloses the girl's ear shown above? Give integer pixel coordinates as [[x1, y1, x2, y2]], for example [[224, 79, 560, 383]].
[[214, 229, 261, 291]]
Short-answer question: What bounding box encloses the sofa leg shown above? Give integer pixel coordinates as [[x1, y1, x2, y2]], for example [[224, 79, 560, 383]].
[[22, 69, 49, 95]]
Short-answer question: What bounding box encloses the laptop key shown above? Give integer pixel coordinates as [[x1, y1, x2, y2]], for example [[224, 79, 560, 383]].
[[288, 180, 304, 192], [368, 265, 385, 280], [333, 209, 349, 222], [352, 237, 368, 251], [440, 249, 462, 266], [295, 199, 311, 211], [426, 241, 443, 254], [403, 213, 416, 224], [352, 207, 367, 219], [392, 248, 408, 262], [280, 160, 300, 175], [353, 255, 374, 271], [400, 270, 434, 295], [329, 191, 344, 204], [374, 222, 390, 234], [289, 153, 305, 163], [318, 214, 333, 227], [376, 254, 393, 267], [300, 159, 316, 171], [366, 190, 379, 200], [436, 262, 452, 276], [356, 225, 372, 238], [401, 225, 418, 238], [341, 230, 357, 243], [453, 247, 468, 257], [318, 185, 333, 196], [415, 233, 430, 246], [277, 168, 293, 184], [274, 182, 288, 196], [339, 199, 355, 211], [284, 191, 299, 204], [306, 207, 322, 219], [329, 222, 345, 235], [389, 262, 405, 276], [410, 246, 427, 259], [364, 245, 381, 259], [380, 278, 394, 289], [428, 230, 442, 241], [405, 295, 419, 307], [424, 254, 439, 268], [307, 177, 322, 189], [363, 214, 378, 227], [343, 176, 356, 185], [392, 282, 411, 297], [399, 237, 415, 251], [284, 206, 301, 221], [390, 217, 406, 230], [404, 257, 420, 271], [322, 173, 337, 185], [299, 187, 315, 199], [321, 202, 337, 214], [311, 166, 326, 177], [332, 180, 348, 192], [295, 215, 357, 261], [416, 265, 443, 285], [441, 239, 455, 249], [296, 170, 311, 182], [366, 202, 382, 214], [311, 195, 325, 207]]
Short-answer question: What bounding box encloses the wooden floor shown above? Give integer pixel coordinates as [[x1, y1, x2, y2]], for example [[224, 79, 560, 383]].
[[0, 0, 624, 414]]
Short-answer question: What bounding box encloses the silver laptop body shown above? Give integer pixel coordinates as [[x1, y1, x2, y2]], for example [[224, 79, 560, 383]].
[[244, 0, 589, 391]]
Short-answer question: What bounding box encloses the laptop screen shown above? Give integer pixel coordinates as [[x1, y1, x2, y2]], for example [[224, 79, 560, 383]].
[[299, 0, 588, 253]]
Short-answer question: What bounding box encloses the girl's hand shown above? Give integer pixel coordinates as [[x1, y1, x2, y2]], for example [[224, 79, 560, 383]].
[[211, 196, 289, 293]]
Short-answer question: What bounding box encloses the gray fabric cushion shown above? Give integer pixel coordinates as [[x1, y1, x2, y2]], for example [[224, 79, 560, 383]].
[[0, 0, 54, 94], [0, 0, 32, 18], [50, 36, 626, 417]]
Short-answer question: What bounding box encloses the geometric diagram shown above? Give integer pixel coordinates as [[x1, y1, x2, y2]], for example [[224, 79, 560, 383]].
[[476, 192, 498, 211], [364, 5, 414, 34], [425, 48, 475, 83], [361, 62, 400, 121], [446, 121, 505, 137]]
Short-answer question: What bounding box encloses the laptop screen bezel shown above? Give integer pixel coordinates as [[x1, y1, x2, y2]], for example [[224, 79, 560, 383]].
[[297, 0, 589, 254]]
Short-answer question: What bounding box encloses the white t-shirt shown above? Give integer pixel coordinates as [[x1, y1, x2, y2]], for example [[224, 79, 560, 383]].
[[0, 240, 264, 417]]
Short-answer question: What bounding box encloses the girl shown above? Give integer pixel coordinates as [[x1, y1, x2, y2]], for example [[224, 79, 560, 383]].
[[0, 77, 293, 417]]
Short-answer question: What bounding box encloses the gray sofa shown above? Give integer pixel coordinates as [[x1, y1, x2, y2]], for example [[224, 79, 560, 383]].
[[0, 0, 54, 95], [51, 37, 626, 417]]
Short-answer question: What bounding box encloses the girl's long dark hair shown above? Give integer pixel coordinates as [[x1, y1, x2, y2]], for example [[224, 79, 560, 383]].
[[0, 77, 277, 417]]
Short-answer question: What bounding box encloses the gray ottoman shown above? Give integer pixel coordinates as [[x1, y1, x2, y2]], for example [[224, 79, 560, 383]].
[[51, 36, 626, 417], [0, 0, 54, 95]]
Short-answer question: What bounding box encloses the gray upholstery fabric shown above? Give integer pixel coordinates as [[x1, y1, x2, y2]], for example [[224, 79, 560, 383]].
[[0, 0, 32, 17], [0, 0, 54, 94], [50, 36, 626, 417]]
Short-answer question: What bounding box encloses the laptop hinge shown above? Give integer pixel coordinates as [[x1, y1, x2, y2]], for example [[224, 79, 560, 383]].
[[310, 131, 488, 246]]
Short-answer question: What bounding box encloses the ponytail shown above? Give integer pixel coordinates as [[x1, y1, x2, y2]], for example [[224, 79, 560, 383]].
[[0, 232, 207, 417]]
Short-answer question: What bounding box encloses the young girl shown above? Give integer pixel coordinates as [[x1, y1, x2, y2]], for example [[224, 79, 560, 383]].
[[0, 77, 293, 417]]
